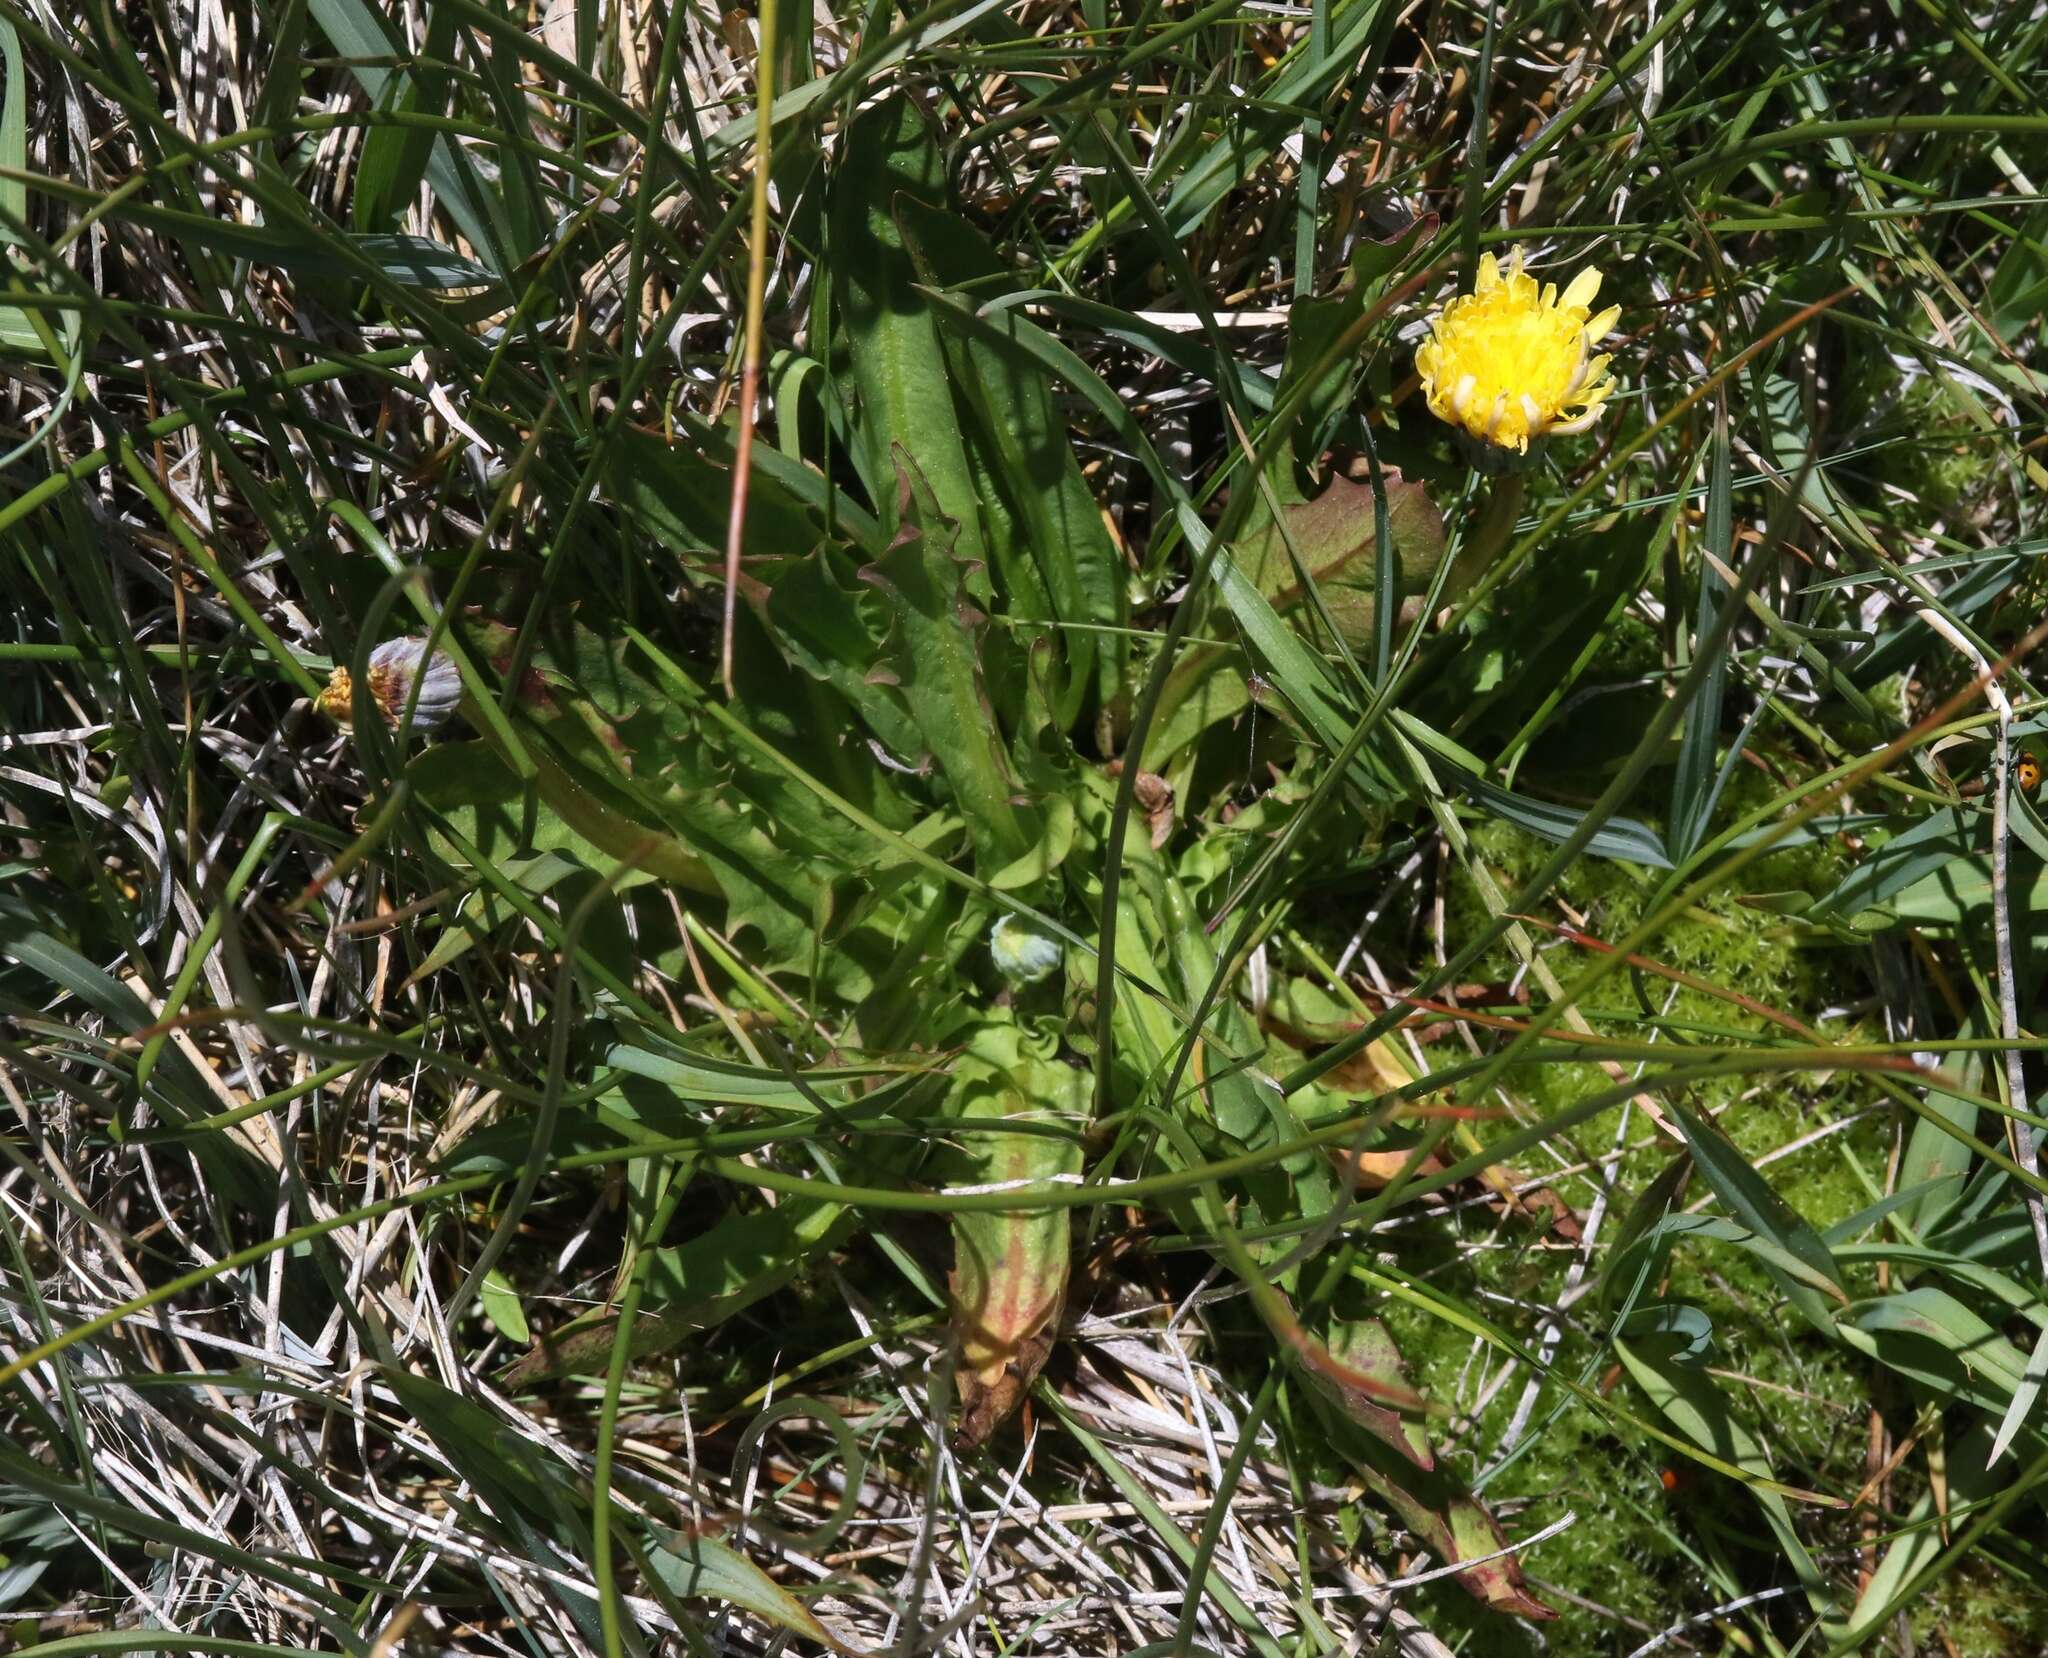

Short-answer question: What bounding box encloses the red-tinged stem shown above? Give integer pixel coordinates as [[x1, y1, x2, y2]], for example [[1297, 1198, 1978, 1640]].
[[721, 0, 779, 698]]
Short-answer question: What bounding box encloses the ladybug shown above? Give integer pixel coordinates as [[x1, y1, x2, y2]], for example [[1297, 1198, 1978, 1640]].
[[2020, 753, 2042, 793]]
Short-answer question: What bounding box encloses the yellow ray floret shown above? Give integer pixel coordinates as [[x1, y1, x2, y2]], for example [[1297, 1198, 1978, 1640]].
[[1414, 248, 1620, 453]]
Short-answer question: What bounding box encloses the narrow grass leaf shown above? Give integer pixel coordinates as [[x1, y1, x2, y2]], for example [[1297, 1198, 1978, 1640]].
[[1664, 1098, 1845, 1334], [1987, 1318, 2048, 1468], [1614, 1336, 1843, 1632], [1669, 407, 1732, 860]]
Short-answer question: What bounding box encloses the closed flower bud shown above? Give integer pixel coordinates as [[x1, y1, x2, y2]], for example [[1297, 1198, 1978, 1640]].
[[318, 638, 463, 734], [989, 914, 1061, 986]]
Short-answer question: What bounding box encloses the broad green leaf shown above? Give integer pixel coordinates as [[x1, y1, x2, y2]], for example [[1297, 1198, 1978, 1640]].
[[765, 545, 926, 763], [1898, 1005, 1985, 1238], [605, 1038, 917, 1111], [897, 195, 1128, 717], [1142, 639, 1258, 769], [0, 14, 46, 356], [987, 795, 1077, 892], [504, 1197, 851, 1386], [1835, 1243, 2047, 1323], [104, 199, 502, 289], [1599, 1150, 1692, 1307], [351, 0, 457, 234], [826, 95, 989, 570], [0, 17, 24, 243], [1821, 1177, 1966, 1246], [1201, 541, 1401, 803], [453, 620, 883, 989], [728, 602, 923, 840], [1922, 1166, 2042, 1265], [1120, 842, 1335, 1248], [646, 1197, 849, 1311], [607, 424, 828, 563], [1268, 214, 1436, 472], [685, 413, 886, 552], [646, 1533, 868, 1654], [346, 233, 502, 289], [1882, 852, 2048, 927], [1844, 1486, 1943, 1646], [860, 458, 1032, 866], [1114, 842, 1259, 1143], [409, 738, 712, 894], [1987, 205, 2048, 341], [1392, 708, 1673, 866], [1844, 1287, 2032, 1416], [479, 1269, 530, 1344], [1236, 467, 1458, 655], [402, 850, 586, 987], [1615, 1302, 1716, 1368], [932, 287, 1187, 520], [1458, 771, 1673, 868], [1610, 1213, 1848, 1309]]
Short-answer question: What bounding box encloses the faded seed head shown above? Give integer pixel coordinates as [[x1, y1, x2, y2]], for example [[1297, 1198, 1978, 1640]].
[[318, 638, 463, 734]]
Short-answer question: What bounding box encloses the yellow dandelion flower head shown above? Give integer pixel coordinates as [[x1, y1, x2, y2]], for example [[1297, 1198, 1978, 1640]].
[[1414, 247, 1620, 455]]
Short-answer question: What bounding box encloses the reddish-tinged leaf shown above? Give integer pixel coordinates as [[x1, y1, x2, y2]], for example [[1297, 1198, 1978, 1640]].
[[1302, 1318, 1433, 1470], [948, 1019, 1087, 1449], [1353, 1461, 1559, 1621], [1333, 1146, 1449, 1192], [1301, 1314, 1559, 1620], [1239, 467, 1463, 652]]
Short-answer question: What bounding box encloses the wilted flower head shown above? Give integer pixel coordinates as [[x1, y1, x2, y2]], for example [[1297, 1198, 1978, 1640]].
[[989, 914, 1061, 986], [1414, 248, 1620, 456], [317, 638, 462, 734]]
